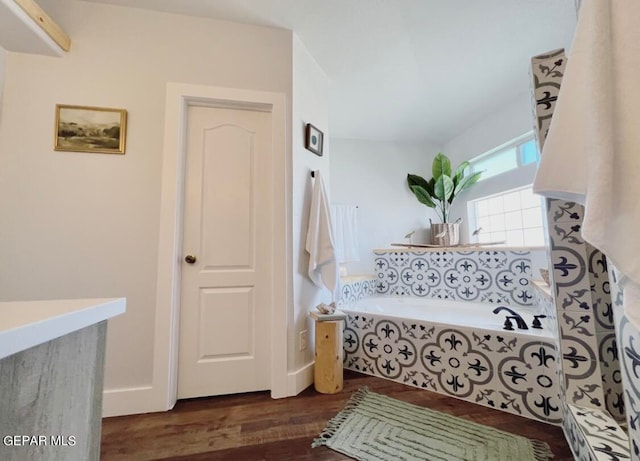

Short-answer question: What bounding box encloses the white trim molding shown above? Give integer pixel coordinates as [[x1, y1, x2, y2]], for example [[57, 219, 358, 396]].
[[155, 83, 289, 409], [102, 83, 289, 416], [285, 361, 315, 397], [102, 386, 155, 417]]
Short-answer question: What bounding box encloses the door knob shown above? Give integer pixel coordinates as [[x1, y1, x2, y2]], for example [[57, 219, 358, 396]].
[[185, 255, 197, 264]]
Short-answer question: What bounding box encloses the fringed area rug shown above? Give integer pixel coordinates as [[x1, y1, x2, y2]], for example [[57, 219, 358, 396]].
[[312, 388, 554, 461]]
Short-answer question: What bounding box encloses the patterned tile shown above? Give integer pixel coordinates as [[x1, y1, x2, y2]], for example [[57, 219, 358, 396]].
[[551, 245, 589, 291], [560, 318, 599, 402], [598, 331, 620, 372], [427, 251, 456, 269], [442, 258, 493, 303], [587, 246, 615, 331], [549, 221, 589, 257], [531, 49, 567, 148], [560, 311, 597, 337], [568, 405, 631, 461], [563, 404, 594, 461], [421, 327, 493, 399], [373, 250, 534, 306], [608, 265, 640, 458], [546, 198, 584, 225], [340, 276, 376, 304], [497, 340, 562, 422], [617, 314, 640, 459], [342, 309, 562, 424], [595, 327, 625, 422], [564, 368, 605, 410], [362, 318, 419, 380], [471, 382, 545, 421], [532, 283, 558, 338], [533, 47, 630, 458]]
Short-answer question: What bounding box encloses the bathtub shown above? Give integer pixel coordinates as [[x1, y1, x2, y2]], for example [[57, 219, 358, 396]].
[[342, 296, 552, 335], [340, 296, 562, 424]]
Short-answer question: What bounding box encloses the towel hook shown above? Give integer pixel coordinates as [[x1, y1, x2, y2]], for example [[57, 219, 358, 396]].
[[310, 171, 315, 178]]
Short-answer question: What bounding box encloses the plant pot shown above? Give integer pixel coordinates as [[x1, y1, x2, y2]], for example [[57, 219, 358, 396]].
[[430, 222, 460, 246]]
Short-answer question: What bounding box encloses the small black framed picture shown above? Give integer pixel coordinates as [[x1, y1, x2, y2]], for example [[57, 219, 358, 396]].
[[305, 123, 323, 156]]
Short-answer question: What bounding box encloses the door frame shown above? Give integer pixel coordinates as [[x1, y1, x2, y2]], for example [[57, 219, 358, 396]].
[[153, 82, 288, 410]]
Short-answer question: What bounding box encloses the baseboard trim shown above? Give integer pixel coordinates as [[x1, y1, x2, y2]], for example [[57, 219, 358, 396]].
[[104, 364, 314, 416], [285, 361, 314, 397], [102, 386, 158, 417]]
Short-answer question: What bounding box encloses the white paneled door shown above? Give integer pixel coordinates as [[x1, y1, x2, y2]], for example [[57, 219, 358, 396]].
[[177, 105, 272, 399]]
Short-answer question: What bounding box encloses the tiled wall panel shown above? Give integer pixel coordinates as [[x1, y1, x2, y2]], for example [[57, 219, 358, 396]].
[[374, 250, 534, 306], [340, 276, 376, 304], [611, 266, 640, 460], [547, 199, 607, 414], [343, 311, 562, 424], [532, 47, 628, 459]]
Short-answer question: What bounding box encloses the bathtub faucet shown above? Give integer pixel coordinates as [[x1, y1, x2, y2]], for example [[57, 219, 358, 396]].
[[492, 306, 528, 331]]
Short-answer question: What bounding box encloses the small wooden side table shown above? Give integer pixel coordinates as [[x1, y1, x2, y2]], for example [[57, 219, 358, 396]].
[[311, 311, 346, 394]]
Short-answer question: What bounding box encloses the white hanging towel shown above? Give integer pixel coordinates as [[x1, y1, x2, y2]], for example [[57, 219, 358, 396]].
[[305, 171, 339, 300], [330, 204, 360, 263], [532, 0, 640, 329]]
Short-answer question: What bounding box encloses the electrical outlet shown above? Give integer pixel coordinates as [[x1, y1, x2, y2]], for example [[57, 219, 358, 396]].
[[299, 329, 308, 351]]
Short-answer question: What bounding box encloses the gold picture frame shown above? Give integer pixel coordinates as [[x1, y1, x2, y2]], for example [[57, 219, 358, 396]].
[[54, 104, 127, 154]]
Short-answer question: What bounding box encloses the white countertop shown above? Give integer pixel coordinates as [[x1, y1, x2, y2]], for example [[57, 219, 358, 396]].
[[0, 298, 126, 359]]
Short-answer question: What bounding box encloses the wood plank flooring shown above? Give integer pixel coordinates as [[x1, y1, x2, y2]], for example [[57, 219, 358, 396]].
[[101, 371, 574, 460]]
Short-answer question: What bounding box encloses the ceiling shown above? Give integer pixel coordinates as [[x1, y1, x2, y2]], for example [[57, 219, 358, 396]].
[[83, 0, 578, 145]]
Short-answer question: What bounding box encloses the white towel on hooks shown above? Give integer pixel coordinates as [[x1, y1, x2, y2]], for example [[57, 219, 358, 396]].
[[331, 204, 359, 263], [305, 170, 339, 301], [532, 0, 640, 329]]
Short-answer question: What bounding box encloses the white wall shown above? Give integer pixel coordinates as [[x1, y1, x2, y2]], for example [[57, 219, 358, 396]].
[[444, 92, 535, 166], [290, 36, 329, 379], [329, 93, 535, 275], [330, 138, 442, 274], [0, 0, 292, 408], [328, 93, 543, 277], [441, 91, 549, 276], [444, 92, 538, 243], [0, 45, 5, 123]]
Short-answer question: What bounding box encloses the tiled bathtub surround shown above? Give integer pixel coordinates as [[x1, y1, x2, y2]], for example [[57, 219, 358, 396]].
[[546, 199, 623, 421], [532, 48, 628, 459], [531, 281, 563, 402], [610, 266, 640, 459], [339, 275, 376, 304], [532, 281, 557, 337], [374, 249, 535, 306], [341, 306, 562, 424], [565, 404, 630, 461]]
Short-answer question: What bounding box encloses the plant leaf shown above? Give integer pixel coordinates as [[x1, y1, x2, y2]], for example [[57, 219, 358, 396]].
[[432, 152, 451, 179], [434, 175, 454, 201], [409, 185, 436, 208], [427, 178, 435, 196], [455, 171, 482, 194], [407, 173, 428, 189], [408, 174, 436, 196], [454, 161, 469, 183]]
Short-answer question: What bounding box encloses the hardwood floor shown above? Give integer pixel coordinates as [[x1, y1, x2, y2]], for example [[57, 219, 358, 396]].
[[101, 371, 574, 460]]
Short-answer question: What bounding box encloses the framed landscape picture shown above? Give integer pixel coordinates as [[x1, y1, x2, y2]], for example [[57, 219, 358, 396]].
[[54, 105, 127, 154]]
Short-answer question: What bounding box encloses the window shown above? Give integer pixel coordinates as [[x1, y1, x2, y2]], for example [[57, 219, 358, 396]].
[[519, 139, 538, 165], [462, 132, 545, 248], [467, 186, 545, 247], [469, 135, 539, 181]]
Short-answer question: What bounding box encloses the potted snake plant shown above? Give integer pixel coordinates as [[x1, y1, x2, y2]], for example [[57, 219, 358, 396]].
[[407, 152, 482, 246]]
